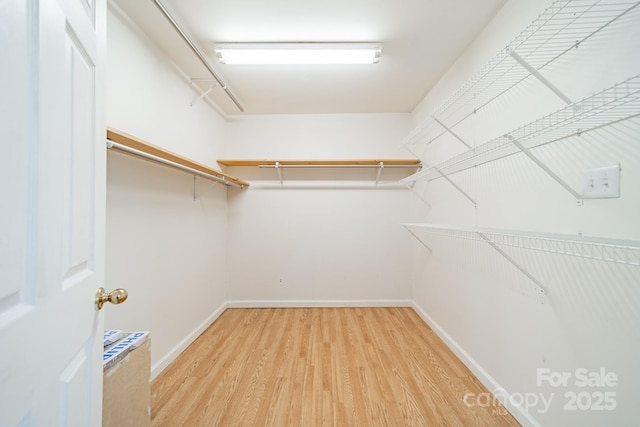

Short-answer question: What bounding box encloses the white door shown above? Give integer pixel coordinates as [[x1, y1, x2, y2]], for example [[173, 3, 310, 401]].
[[0, 0, 107, 425]]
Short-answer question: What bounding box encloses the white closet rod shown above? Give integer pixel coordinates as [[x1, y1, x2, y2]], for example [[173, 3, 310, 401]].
[[106, 140, 244, 189], [151, 0, 244, 113], [249, 182, 411, 189], [257, 164, 418, 169]]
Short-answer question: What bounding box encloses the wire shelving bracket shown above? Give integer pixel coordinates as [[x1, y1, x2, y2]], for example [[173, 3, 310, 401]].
[[433, 166, 477, 206]]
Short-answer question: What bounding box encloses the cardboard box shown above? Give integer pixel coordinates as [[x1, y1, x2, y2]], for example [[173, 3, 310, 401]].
[[103, 332, 151, 427], [103, 330, 125, 348]]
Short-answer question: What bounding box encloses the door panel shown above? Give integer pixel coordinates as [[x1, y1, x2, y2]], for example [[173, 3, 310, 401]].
[[59, 348, 91, 426], [0, 0, 32, 315], [0, 0, 106, 425], [63, 23, 95, 284], [77, 0, 96, 26]]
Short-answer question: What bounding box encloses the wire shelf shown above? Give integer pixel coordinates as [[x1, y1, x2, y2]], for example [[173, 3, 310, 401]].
[[402, 0, 640, 148], [402, 223, 640, 267], [404, 75, 640, 182]]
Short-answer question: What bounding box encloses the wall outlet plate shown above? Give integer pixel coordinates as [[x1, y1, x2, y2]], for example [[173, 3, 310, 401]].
[[580, 164, 621, 199]]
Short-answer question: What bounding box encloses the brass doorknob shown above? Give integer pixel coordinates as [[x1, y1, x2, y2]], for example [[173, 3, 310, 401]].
[[95, 287, 128, 310]]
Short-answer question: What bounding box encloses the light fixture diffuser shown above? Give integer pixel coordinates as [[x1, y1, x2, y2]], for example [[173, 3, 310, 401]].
[[215, 43, 382, 65]]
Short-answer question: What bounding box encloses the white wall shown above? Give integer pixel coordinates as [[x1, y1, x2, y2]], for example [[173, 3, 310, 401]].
[[408, 0, 640, 426], [105, 5, 230, 377], [224, 114, 415, 305]]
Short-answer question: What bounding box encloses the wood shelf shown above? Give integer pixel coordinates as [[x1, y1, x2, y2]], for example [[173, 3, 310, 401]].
[[217, 158, 421, 185], [107, 127, 249, 188], [217, 159, 421, 167]]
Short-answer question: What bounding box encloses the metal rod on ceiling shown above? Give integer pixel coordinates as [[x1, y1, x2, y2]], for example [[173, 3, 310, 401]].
[[150, 0, 245, 113]]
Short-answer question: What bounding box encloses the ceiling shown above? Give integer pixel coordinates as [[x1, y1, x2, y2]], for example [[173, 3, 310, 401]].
[[111, 0, 507, 116]]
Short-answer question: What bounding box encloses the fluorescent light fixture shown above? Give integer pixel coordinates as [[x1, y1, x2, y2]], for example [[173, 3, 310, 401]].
[[215, 43, 382, 65]]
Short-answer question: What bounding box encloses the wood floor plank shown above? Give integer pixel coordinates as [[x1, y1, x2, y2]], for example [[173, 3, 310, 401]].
[[151, 307, 520, 426]]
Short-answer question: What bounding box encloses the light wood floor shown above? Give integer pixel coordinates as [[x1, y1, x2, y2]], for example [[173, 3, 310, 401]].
[[151, 308, 519, 426]]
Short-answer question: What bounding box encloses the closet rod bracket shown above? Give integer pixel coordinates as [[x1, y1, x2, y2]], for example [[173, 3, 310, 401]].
[[275, 161, 283, 185], [375, 162, 384, 184], [193, 175, 197, 201]]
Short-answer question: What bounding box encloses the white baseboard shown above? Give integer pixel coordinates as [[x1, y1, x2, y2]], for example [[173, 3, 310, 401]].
[[226, 299, 413, 308], [410, 301, 540, 427], [150, 301, 228, 380]]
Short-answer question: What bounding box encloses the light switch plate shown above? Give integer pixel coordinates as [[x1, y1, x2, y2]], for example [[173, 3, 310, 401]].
[[580, 164, 621, 199]]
